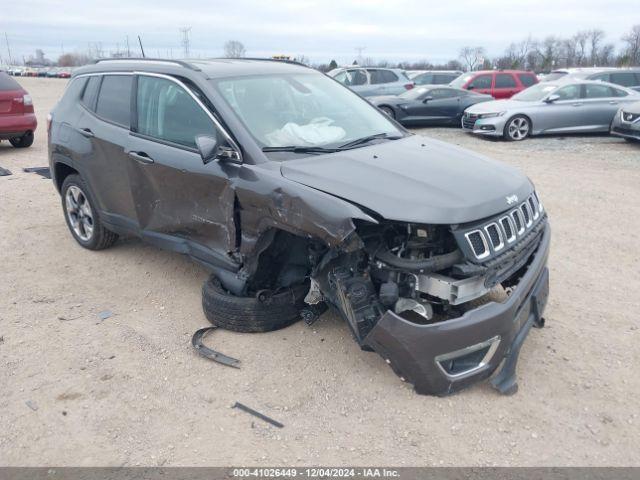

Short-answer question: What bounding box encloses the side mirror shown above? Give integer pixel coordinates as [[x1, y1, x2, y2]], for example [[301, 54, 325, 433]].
[[195, 134, 219, 164], [467, 85, 475, 90], [195, 134, 242, 165], [546, 94, 561, 103], [422, 96, 434, 103]]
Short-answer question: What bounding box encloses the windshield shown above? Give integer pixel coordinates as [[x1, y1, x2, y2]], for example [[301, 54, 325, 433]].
[[398, 87, 431, 100], [213, 72, 402, 149], [449, 74, 473, 89], [541, 72, 567, 82], [512, 83, 558, 101]]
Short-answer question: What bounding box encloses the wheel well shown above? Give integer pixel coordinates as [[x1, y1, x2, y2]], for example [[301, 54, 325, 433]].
[[53, 162, 78, 192], [507, 113, 533, 128]]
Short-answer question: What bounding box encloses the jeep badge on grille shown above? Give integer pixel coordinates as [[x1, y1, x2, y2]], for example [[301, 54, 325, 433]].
[[506, 194, 518, 205]]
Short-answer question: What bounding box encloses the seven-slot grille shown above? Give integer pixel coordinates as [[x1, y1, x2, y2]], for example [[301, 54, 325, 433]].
[[464, 192, 544, 260], [463, 113, 479, 129], [622, 111, 640, 123]]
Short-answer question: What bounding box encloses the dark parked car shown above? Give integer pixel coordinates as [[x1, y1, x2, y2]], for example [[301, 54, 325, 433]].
[[610, 101, 640, 142], [450, 70, 538, 99], [369, 86, 492, 126], [0, 71, 37, 148], [49, 58, 550, 396], [409, 70, 462, 86]]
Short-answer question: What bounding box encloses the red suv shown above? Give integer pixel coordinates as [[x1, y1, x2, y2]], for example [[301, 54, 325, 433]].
[[0, 71, 37, 148], [450, 70, 538, 99]]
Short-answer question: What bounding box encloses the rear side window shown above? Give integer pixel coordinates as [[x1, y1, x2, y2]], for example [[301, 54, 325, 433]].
[[136, 75, 215, 149], [95, 75, 132, 127], [81, 76, 101, 109], [584, 84, 614, 99], [495, 74, 517, 88], [369, 69, 398, 84], [414, 73, 433, 85], [430, 88, 458, 99], [468, 74, 492, 89], [610, 72, 639, 87], [0, 72, 21, 91], [518, 74, 537, 87], [433, 74, 456, 84]]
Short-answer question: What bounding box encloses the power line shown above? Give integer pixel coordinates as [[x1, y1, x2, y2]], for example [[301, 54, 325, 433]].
[[5, 33, 13, 65]]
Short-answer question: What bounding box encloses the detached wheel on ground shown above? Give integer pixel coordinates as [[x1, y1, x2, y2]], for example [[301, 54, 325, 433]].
[[9, 131, 34, 148], [379, 106, 395, 119], [503, 115, 531, 141], [61, 174, 118, 250], [202, 275, 309, 332]]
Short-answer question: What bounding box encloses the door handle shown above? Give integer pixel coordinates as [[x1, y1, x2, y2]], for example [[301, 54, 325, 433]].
[[571, 103, 583, 107], [77, 127, 94, 138], [609, 101, 618, 105], [128, 151, 154, 164]]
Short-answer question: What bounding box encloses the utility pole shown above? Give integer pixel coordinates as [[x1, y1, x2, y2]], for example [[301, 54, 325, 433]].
[[126, 35, 131, 57], [5, 33, 13, 65], [354, 46, 365, 65], [179, 27, 192, 58]]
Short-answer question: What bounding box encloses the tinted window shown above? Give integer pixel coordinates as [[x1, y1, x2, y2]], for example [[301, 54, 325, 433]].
[[0, 72, 21, 90], [137, 75, 215, 148], [433, 74, 457, 84], [554, 84, 581, 100], [610, 87, 628, 97], [468, 75, 492, 89], [430, 88, 458, 99], [610, 72, 639, 87], [495, 74, 517, 88], [414, 73, 433, 85], [369, 69, 398, 84], [590, 73, 609, 82], [518, 74, 537, 87], [346, 70, 367, 86], [95, 75, 132, 126], [81, 76, 102, 110], [584, 84, 614, 99]]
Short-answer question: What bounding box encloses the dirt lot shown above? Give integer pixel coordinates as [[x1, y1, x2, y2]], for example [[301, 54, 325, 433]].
[[1, 77, 639, 467]]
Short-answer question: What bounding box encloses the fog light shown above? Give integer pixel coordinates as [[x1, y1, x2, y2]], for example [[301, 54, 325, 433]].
[[480, 125, 496, 131], [435, 336, 500, 379]]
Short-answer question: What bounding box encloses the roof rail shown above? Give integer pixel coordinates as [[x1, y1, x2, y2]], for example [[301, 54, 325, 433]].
[[93, 58, 200, 71], [200, 57, 312, 69]]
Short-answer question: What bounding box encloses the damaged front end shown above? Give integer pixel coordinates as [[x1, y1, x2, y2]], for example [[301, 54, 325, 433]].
[[311, 194, 550, 396]]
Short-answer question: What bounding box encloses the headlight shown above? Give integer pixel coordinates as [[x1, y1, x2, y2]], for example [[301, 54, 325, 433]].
[[479, 112, 506, 119]]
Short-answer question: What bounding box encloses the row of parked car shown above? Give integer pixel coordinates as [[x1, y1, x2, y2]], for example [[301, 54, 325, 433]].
[[5, 66, 73, 78], [328, 65, 640, 142]]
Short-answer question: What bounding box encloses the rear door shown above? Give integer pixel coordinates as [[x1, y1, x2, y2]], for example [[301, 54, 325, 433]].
[[581, 83, 631, 130], [493, 73, 518, 99], [75, 73, 138, 228], [125, 73, 236, 257]]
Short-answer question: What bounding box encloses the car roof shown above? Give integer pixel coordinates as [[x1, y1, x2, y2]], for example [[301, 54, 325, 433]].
[[468, 70, 535, 75], [73, 58, 314, 79], [544, 77, 639, 92]]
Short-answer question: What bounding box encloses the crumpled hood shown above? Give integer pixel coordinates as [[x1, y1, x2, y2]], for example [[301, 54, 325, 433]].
[[280, 135, 533, 224], [466, 99, 535, 114]]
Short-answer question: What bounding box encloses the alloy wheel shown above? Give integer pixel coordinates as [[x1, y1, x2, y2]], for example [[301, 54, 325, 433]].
[[65, 185, 94, 241], [507, 117, 530, 140]]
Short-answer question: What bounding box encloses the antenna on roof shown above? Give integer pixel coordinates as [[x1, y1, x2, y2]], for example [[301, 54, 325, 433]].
[[138, 35, 146, 58]]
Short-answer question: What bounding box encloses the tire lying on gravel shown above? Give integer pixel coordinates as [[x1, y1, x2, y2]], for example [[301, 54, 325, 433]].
[[202, 275, 309, 332]]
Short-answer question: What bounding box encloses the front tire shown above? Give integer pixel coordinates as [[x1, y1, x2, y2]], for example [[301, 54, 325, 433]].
[[202, 275, 309, 333], [503, 115, 531, 141], [9, 131, 34, 148], [61, 174, 118, 250], [379, 106, 395, 119]]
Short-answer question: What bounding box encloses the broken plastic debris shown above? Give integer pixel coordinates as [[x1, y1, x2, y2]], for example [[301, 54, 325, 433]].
[[97, 310, 113, 321]]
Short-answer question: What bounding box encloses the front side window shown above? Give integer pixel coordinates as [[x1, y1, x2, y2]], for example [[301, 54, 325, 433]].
[[554, 84, 581, 101], [468, 75, 492, 89], [495, 74, 517, 88], [95, 75, 132, 127], [136, 75, 215, 148], [430, 88, 458, 99], [518, 74, 537, 87], [214, 72, 401, 149]]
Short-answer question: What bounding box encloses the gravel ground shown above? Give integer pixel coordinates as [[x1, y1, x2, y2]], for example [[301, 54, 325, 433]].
[[1, 78, 639, 467]]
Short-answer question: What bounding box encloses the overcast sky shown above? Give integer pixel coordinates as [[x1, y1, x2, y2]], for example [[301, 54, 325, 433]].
[[1, 0, 636, 65]]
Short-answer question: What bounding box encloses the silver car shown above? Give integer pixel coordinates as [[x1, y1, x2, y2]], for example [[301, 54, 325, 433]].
[[610, 101, 640, 142], [327, 67, 414, 97], [462, 79, 640, 141]]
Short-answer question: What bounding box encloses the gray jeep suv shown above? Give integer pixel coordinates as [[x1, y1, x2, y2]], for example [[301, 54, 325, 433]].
[[48, 58, 550, 396]]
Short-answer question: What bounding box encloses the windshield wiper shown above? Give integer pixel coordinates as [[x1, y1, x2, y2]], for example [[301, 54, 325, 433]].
[[338, 132, 403, 150], [262, 145, 339, 154]]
